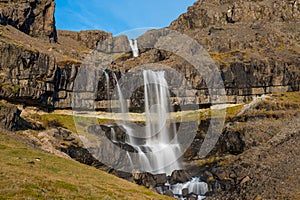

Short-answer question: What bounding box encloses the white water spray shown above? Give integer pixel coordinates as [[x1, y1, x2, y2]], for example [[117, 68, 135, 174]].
[[170, 177, 208, 199], [129, 39, 139, 57]]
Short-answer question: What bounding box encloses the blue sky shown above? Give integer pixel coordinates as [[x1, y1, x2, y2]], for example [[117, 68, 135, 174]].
[[55, 0, 195, 37]]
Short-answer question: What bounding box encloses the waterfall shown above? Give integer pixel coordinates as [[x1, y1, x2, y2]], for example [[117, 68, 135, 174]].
[[103, 71, 110, 100], [129, 39, 139, 57], [113, 70, 181, 175], [112, 70, 209, 198], [138, 70, 181, 174], [111, 127, 116, 142], [113, 73, 128, 114]]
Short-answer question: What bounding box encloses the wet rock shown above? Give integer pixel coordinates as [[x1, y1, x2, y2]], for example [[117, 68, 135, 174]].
[[163, 190, 174, 197], [200, 171, 214, 183], [170, 170, 191, 185], [182, 188, 189, 197], [187, 193, 198, 200], [99, 124, 127, 143], [212, 168, 227, 180]]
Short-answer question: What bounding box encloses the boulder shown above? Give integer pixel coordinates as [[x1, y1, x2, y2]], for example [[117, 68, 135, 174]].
[[170, 170, 191, 185], [0, 101, 21, 130], [182, 188, 189, 197], [132, 170, 167, 188], [164, 190, 174, 197]]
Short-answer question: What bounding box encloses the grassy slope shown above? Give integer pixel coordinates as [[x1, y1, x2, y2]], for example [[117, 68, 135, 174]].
[[0, 133, 172, 200]]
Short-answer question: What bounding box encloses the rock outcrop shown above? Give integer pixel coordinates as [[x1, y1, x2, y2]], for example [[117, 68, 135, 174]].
[[0, 100, 20, 130], [58, 30, 112, 49], [0, 37, 80, 109], [0, 0, 57, 42], [132, 170, 167, 188], [170, 0, 300, 32]]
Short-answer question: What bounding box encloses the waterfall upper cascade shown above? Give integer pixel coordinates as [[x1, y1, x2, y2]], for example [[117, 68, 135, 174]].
[[129, 39, 139, 57]]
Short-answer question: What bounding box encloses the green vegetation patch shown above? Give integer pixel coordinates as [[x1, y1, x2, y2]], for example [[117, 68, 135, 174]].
[[0, 133, 171, 199]]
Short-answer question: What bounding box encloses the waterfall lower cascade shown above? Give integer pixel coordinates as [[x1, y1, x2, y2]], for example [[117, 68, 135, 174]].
[[166, 177, 208, 200], [129, 39, 139, 57], [113, 70, 208, 199]]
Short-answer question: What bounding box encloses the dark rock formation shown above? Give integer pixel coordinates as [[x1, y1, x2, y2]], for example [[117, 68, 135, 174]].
[[37, 127, 106, 168], [0, 39, 80, 109], [0, 101, 20, 130], [132, 170, 167, 188], [169, 170, 191, 185], [216, 127, 245, 155], [0, 0, 57, 42]]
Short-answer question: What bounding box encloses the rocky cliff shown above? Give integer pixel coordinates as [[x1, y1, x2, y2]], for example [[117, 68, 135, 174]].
[[0, 100, 20, 130], [0, 0, 57, 42], [168, 0, 300, 99], [58, 30, 112, 49], [0, 0, 299, 111]]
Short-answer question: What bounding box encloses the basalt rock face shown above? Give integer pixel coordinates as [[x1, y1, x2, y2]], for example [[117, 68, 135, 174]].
[[58, 30, 112, 49], [0, 40, 80, 109], [0, 0, 113, 110], [165, 0, 300, 100], [0, 0, 57, 42], [168, 0, 300, 94]]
